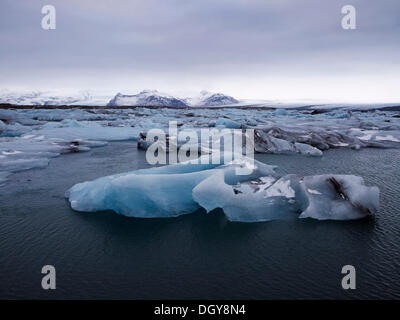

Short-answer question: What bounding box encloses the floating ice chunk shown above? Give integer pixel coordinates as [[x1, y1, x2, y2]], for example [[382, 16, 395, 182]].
[[194, 173, 378, 222], [66, 155, 276, 217], [359, 133, 374, 141], [274, 109, 287, 116], [53, 138, 108, 153], [0, 134, 109, 184], [299, 175, 379, 220], [330, 142, 349, 147], [0, 158, 49, 173], [0, 120, 6, 131], [42, 119, 85, 129], [216, 118, 241, 129], [254, 130, 322, 156], [35, 125, 140, 141], [2, 150, 23, 155], [66, 154, 378, 222], [0, 109, 18, 121], [375, 135, 400, 142], [21, 134, 35, 139], [19, 109, 103, 121], [307, 188, 322, 195], [294, 142, 323, 156], [245, 118, 258, 126], [0, 122, 31, 137], [193, 174, 300, 222]]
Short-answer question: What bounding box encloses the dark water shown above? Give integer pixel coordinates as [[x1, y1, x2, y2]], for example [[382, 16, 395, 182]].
[[0, 142, 399, 299]]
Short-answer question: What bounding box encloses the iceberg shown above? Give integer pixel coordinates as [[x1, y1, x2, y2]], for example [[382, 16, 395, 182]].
[[0, 120, 6, 131], [66, 155, 379, 222], [298, 175, 379, 220], [66, 155, 275, 218], [2, 104, 400, 188], [35, 125, 140, 142], [254, 129, 323, 156], [215, 118, 242, 129], [0, 133, 108, 184], [194, 173, 378, 221]]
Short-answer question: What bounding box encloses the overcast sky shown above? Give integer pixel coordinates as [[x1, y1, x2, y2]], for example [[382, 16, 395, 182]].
[[0, 0, 399, 102]]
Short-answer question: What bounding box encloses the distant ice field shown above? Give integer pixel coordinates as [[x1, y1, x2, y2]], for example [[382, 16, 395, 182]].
[[2, 106, 400, 186]]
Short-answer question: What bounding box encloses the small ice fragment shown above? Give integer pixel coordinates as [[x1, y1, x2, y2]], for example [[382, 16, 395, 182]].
[[375, 135, 400, 142], [307, 188, 322, 195]]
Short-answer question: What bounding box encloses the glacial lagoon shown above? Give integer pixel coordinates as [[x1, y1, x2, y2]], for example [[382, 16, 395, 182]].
[[1, 140, 399, 299]]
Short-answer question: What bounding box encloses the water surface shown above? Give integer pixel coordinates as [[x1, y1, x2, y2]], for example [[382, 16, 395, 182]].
[[0, 142, 399, 299]]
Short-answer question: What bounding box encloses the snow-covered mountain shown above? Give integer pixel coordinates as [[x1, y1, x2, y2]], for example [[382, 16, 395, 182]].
[[1, 89, 398, 110], [108, 90, 240, 107], [192, 91, 239, 106], [107, 90, 188, 107], [0, 89, 240, 107], [0, 90, 109, 106]]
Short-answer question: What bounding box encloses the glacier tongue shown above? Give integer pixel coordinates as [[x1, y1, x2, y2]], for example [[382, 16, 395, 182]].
[[66, 155, 379, 222]]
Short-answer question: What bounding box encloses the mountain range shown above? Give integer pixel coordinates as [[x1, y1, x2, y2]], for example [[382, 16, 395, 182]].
[[107, 90, 239, 107], [0, 89, 240, 107], [1, 89, 397, 110]]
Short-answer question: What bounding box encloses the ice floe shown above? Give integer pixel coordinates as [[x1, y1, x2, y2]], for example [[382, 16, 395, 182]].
[[1, 106, 400, 186], [66, 155, 379, 222]]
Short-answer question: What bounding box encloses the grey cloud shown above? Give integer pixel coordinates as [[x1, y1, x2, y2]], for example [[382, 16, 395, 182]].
[[0, 0, 399, 101]]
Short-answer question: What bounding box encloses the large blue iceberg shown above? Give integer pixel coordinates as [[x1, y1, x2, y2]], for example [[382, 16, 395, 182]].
[[66, 155, 379, 222]]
